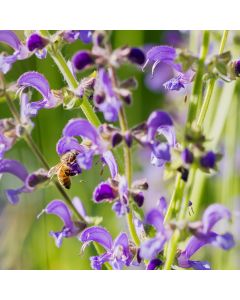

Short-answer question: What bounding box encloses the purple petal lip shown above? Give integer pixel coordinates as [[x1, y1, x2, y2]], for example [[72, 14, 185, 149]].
[[80, 226, 113, 250], [93, 181, 116, 202], [72, 51, 93, 71]]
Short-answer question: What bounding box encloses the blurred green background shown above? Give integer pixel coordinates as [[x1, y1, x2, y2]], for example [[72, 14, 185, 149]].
[[0, 31, 239, 269]]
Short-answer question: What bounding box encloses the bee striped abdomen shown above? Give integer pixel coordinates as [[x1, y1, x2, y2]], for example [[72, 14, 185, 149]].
[[57, 165, 71, 189]]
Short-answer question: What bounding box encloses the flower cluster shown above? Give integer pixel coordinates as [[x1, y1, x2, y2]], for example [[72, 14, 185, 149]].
[[0, 30, 238, 270]]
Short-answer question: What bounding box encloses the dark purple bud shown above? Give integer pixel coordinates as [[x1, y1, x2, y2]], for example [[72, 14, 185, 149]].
[[111, 132, 123, 147], [94, 93, 105, 105], [128, 48, 145, 65], [182, 148, 194, 164], [124, 131, 133, 148], [132, 192, 144, 207], [200, 151, 216, 169], [27, 34, 49, 51], [147, 258, 162, 270], [72, 51, 94, 71], [25, 169, 49, 189], [234, 60, 240, 77]]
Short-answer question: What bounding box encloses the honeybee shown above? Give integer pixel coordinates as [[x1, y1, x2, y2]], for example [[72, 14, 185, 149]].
[[48, 150, 79, 189]]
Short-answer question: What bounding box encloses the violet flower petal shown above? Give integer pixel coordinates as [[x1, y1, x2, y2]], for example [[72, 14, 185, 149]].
[[56, 136, 84, 155], [72, 197, 87, 219], [43, 200, 74, 229], [102, 150, 118, 178], [145, 208, 165, 233], [17, 71, 57, 108], [80, 226, 113, 251], [93, 181, 116, 203], [202, 204, 231, 233], [90, 253, 111, 270], [0, 30, 21, 50], [62, 118, 100, 147]]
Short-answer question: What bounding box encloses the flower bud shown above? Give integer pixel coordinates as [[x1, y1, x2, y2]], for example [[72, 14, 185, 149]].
[[111, 132, 123, 148], [200, 151, 216, 169], [128, 48, 145, 65], [72, 51, 94, 71], [132, 191, 144, 207], [27, 33, 49, 51], [124, 131, 133, 148]]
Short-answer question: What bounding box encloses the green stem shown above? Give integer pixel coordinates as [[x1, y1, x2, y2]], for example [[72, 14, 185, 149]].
[[197, 30, 229, 128], [186, 30, 210, 127], [163, 30, 230, 270], [118, 106, 140, 247]]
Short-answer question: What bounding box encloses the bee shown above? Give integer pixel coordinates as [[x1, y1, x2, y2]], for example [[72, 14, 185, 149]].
[[48, 150, 79, 189]]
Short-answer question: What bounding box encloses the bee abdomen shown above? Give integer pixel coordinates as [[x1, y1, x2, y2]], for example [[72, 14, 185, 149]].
[[58, 168, 71, 189]]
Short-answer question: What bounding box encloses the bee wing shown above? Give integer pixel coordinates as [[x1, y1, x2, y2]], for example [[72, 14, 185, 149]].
[[48, 163, 63, 178]]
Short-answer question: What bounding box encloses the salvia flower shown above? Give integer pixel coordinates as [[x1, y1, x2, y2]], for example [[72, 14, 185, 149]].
[[26, 33, 49, 59], [93, 68, 121, 122], [17, 71, 61, 117], [0, 159, 48, 204], [147, 258, 163, 270], [178, 204, 235, 270], [38, 198, 87, 247], [140, 207, 171, 260], [182, 148, 194, 164], [80, 226, 133, 270], [163, 70, 193, 91], [93, 176, 147, 217], [56, 118, 118, 177], [0, 30, 28, 73], [146, 110, 176, 167]]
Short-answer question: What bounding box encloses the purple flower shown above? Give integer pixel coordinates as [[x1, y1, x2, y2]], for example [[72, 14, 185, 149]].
[[56, 118, 118, 177], [38, 198, 86, 248], [80, 226, 133, 270], [26, 33, 49, 59], [0, 159, 48, 204], [93, 176, 130, 217], [140, 208, 170, 260], [17, 71, 60, 117], [63, 30, 93, 44], [146, 110, 176, 167], [93, 68, 121, 122], [72, 51, 94, 71], [178, 204, 235, 270], [143, 45, 181, 75], [0, 30, 28, 73]]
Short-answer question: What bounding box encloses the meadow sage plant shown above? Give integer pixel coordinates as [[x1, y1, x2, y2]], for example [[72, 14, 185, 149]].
[[1, 30, 239, 270]]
